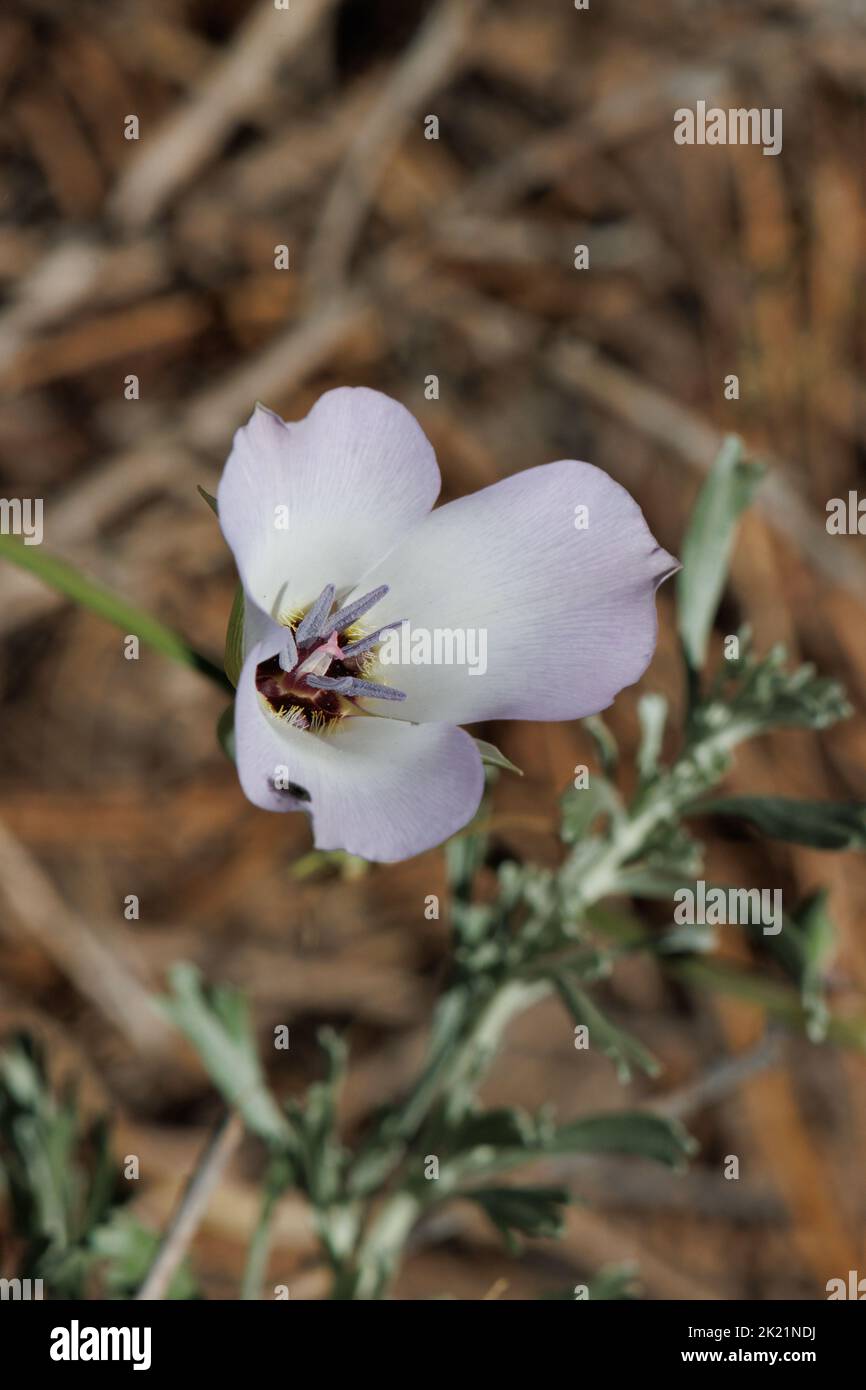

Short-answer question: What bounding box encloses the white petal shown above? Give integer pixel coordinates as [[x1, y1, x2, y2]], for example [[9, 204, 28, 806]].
[[234, 643, 484, 861], [217, 388, 440, 621], [346, 460, 677, 724]]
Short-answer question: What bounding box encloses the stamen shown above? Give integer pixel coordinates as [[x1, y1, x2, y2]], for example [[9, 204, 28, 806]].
[[329, 585, 389, 635], [305, 674, 355, 693], [295, 582, 335, 646], [277, 626, 298, 673], [344, 676, 407, 701], [256, 578, 406, 730], [306, 673, 406, 702], [341, 620, 406, 659]]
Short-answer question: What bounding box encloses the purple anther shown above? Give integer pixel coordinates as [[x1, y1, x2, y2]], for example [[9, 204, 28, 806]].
[[295, 583, 336, 646], [342, 677, 406, 702], [277, 627, 298, 673], [305, 674, 355, 694], [329, 585, 389, 635], [340, 621, 406, 659]]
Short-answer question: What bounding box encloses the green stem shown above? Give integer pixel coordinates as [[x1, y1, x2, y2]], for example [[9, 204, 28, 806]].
[[574, 720, 753, 906], [441, 980, 551, 1125], [343, 719, 763, 1297], [352, 1192, 424, 1300], [0, 533, 231, 693], [240, 1185, 280, 1300]]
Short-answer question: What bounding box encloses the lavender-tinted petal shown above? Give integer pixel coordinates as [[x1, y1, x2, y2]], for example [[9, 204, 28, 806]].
[[346, 459, 678, 725], [216, 389, 440, 620], [234, 639, 484, 860]]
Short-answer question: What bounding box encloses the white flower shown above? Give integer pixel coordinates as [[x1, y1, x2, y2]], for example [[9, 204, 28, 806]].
[[217, 388, 677, 861]]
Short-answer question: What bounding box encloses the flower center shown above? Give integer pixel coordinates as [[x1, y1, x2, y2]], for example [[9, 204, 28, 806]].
[[255, 582, 405, 731]]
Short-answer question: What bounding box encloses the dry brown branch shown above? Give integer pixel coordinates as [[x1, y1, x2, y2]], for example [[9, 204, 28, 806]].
[[452, 64, 727, 215], [305, 0, 485, 297], [0, 240, 109, 372], [0, 819, 172, 1055], [650, 1034, 784, 1121], [0, 289, 370, 636], [110, 0, 342, 229], [549, 338, 866, 601], [136, 1110, 244, 1300], [184, 288, 372, 449]]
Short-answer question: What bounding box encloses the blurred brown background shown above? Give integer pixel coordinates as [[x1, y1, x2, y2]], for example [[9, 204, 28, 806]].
[[1, 0, 866, 1299]]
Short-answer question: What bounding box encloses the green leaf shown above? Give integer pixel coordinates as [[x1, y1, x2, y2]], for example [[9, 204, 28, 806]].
[[586, 1262, 641, 1300], [197, 485, 219, 516], [703, 642, 851, 735], [554, 976, 660, 1082], [216, 704, 236, 762], [448, 1107, 538, 1155], [445, 825, 489, 902], [548, 1111, 696, 1168], [384, 985, 474, 1142], [677, 436, 765, 673], [758, 891, 836, 1043], [656, 923, 717, 955], [694, 796, 866, 850], [0, 1035, 167, 1298], [468, 1185, 570, 1251], [543, 1261, 640, 1301], [582, 714, 618, 774], [284, 1029, 348, 1207], [0, 1037, 79, 1252], [669, 957, 866, 1051], [584, 904, 647, 946], [615, 868, 697, 900], [224, 582, 245, 687], [290, 849, 368, 881], [637, 693, 667, 781], [560, 778, 622, 844], [0, 533, 230, 691], [92, 1212, 197, 1299], [160, 965, 292, 1148], [792, 891, 835, 1042], [472, 738, 523, 777], [240, 1156, 293, 1299], [83, 1115, 118, 1233]]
